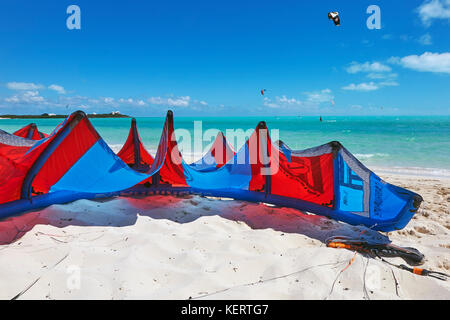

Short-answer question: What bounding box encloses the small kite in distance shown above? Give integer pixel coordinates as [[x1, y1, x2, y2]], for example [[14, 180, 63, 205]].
[[328, 12, 340, 26], [260, 89, 267, 96]]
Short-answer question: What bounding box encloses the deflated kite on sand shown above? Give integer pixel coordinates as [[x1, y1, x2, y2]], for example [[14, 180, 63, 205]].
[[0, 110, 422, 232]]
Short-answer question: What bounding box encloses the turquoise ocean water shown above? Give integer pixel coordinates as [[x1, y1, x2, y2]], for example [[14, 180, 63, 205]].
[[1, 116, 449, 176]]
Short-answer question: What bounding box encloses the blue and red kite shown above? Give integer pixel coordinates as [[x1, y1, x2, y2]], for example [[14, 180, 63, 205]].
[[0, 111, 422, 231]]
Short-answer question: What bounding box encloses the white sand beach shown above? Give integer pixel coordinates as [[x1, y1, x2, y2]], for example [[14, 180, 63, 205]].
[[0, 172, 448, 300]]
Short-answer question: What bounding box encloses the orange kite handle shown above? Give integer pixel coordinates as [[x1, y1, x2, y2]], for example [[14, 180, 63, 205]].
[[327, 242, 352, 249], [413, 267, 424, 275]]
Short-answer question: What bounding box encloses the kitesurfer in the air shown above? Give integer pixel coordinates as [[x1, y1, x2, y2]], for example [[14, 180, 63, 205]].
[[328, 12, 340, 26]]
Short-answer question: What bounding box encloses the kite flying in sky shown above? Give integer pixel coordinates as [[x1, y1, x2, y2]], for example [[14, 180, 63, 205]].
[[328, 12, 340, 26]]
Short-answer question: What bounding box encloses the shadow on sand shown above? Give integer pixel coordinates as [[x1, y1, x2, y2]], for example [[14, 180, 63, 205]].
[[0, 194, 389, 246]]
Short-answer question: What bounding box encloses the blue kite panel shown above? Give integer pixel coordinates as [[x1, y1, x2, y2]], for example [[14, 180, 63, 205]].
[[370, 173, 409, 220], [190, 152, 217, 171], [182, 145, 252, 190], [51, 139, 148, 193], [338, 154, 364, 212]]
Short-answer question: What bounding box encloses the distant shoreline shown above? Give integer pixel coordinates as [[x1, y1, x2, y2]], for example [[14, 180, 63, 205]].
[[0, 113, 130, 119]]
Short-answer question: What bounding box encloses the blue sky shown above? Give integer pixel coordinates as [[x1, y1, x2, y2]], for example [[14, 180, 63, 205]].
[[0, 0, 449, 116]]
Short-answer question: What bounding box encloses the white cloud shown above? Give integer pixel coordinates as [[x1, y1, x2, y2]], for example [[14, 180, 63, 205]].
[[48, 84, 66, 94], [263, 96, 303, 109], [264, 94, 324, 109], [345, 61, 396, 85], [23, 91, 44, 102], [304, 88, 334, 103], [418, 33, 433, 45], [119, 98, 133, 104], [147, 97, 165, 105], [278, 95, 302, 105], [148, 96, 191, 107], [342, 82, 379, 91], [264, 90, 335, 109], [346, 61, 391, 74], [400, 35, 413, 42], [102, 97, 115, 104], [6, 82, 44, 90], [5, 90, 46, 103], [382, 33, 434, 45], [168, 96, 190, 107], [118, 98, 147, 106], [389, 52, 450, 74], [263, 97, 281, 108], [58, 95, 147, 110], [342, 79, 399, 91], [4, 96, 20, 103], [7, 82, 67, 94], [367, 72, 398, 79], [1, 90, 209, 114], [417, 0, 450, 26], [89, 98, 100, 104], [58, 95, 89, 106], [378, 80, 399, 87]]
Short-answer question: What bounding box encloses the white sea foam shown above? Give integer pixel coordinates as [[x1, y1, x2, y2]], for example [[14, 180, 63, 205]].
[[369, 166, 450, 179], [354, 153, 389, 159]]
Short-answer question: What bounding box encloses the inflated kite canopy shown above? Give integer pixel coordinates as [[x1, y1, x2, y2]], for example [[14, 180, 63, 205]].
[[13, 123, 48, 140], [117, 118, 154, 173], [0, 110, 422, 231], [191, 131, 235, 170]]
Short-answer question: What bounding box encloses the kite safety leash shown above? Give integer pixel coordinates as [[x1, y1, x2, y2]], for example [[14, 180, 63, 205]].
[[375, 254, 450, 281], [326, 237, 449, 281], [397, 265, 449, 281]]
